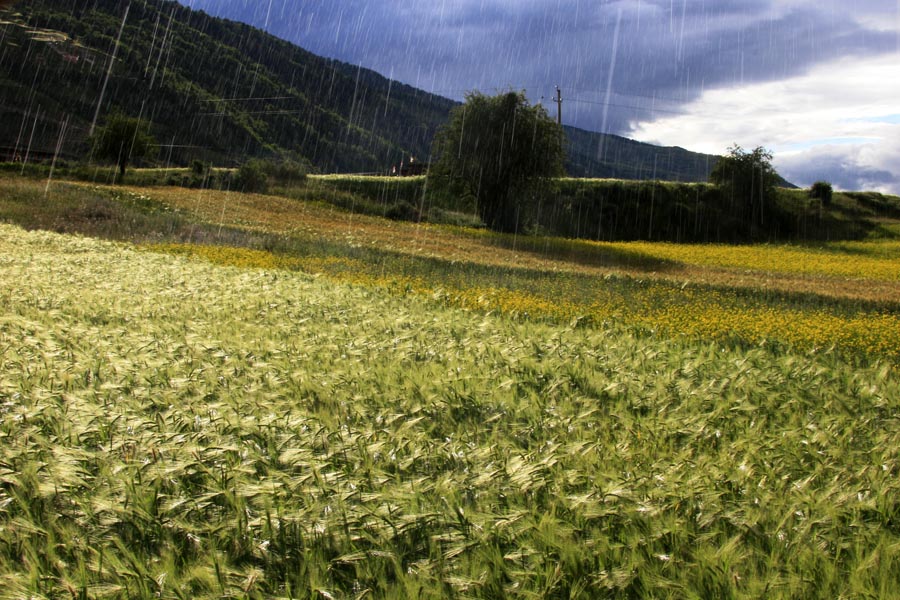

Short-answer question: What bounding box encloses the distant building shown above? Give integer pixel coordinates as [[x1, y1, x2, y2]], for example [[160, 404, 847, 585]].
[[390, 156, 429, 177]]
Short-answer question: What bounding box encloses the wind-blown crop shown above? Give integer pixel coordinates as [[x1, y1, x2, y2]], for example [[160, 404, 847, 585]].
[[2, 224, 899, 598]]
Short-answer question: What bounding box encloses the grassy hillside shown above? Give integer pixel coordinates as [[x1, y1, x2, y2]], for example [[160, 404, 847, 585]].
[[1, 0, 719, 182], [563, 127, 717, 182], [548, 180, 898, 242]]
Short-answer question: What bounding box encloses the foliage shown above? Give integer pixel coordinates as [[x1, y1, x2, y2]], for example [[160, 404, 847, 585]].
[[231, 157, 311, 193], [265, 157, 310, 185], [844, 191, 900, 219], [548, 179, 883, 242], [232, 159, 269, 193], [8, 157, 895, 242], [431, 91, 565, 232], [190, 159, 210, 176], [709, 145, 781, 233], [3, 224, 900, 598], [809, 180, 834, 205], [549, 179, 727, 242], [90, 113, 156, 178], [0, 0, 454, 173]]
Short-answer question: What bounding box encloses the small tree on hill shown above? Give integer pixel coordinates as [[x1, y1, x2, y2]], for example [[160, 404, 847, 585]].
[[431, 91, 565, 233], [809, 180, 834, 206], [709, 144, 780, 229], [92, 113, 156, 179]]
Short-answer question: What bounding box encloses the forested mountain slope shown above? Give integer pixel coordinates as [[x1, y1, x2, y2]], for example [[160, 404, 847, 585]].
[[0, 0, 455, 171], [1, 0, 720, 181]]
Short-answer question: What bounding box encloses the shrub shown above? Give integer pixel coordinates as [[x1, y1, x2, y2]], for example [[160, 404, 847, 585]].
[[809, 181, 834, 206], [233, 160, 268, 193], [268, 159, 309, 185], [190, 159, 210, 176], [384, 201, 419, 221], [232, 157, 310, 193]]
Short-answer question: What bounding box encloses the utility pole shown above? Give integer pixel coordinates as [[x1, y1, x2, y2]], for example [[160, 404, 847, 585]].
[[554, 86, 562, 126]]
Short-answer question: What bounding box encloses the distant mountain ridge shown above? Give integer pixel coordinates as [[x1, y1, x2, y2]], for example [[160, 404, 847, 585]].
[[563, 127, 718, 182], [1, 0, 718, 182]]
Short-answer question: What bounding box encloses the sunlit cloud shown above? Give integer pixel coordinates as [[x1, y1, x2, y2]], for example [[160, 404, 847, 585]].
[[630, 54, 900, 193]]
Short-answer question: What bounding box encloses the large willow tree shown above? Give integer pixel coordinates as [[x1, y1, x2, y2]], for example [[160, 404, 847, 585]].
[[431, 91, 565, 233]]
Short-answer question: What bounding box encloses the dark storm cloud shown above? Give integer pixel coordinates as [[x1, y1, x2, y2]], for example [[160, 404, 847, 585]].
[[184, 0, 899, 134]]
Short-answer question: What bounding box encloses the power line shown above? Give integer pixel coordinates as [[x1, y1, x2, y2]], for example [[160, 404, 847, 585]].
[[198, 110, 308, 116], [566, 86, 691, 105], [201, 96, 296, 103], [194, 86, 688, 113], [196, 94, 686, 119], [425, 84, 691, 106], [566, 97, 686, 116]]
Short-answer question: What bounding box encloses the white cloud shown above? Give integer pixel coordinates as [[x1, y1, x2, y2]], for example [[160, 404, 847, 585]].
[[630, 53, 900, 193], [776, 138, 900, 194]]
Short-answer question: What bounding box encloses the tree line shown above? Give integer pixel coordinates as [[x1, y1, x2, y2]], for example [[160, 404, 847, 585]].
[[91, 90, 838, 243], [426, 90, 836, 241]]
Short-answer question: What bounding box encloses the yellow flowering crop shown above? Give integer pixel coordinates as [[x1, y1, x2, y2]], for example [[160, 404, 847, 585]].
[[613, 240, 900, 281], [145, 242, 900, 362]]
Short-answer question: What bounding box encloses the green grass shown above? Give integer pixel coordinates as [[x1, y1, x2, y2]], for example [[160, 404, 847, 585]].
[[2, 176, 899, 364], [238, 173, 480, 227], [0, 165, 481, 227], [8, 163, 899, 241], [2, 224, 900, 598]]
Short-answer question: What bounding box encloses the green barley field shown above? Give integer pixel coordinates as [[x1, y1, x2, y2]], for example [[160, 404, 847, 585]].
[[2, 222, 899, 598]]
